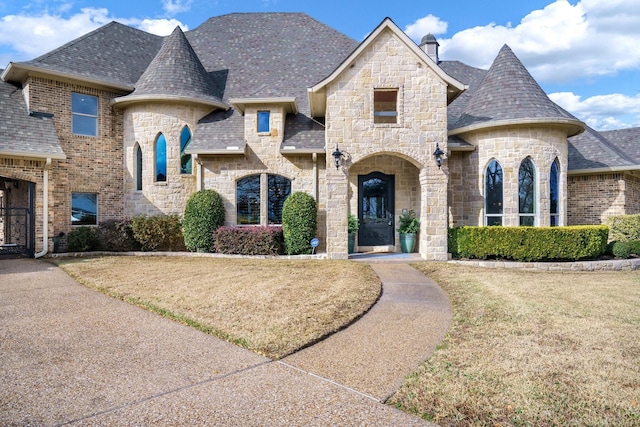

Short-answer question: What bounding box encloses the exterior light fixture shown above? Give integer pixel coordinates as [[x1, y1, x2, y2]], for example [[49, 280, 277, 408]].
[[433, 143, 445, 169], [332, 144, 343, 170]]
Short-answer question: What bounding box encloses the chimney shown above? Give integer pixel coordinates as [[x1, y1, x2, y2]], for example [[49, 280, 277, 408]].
[[419, 33, 439, 63]]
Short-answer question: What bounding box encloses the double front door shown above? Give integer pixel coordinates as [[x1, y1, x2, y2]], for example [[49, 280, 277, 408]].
[[358, 172, 395, 247]]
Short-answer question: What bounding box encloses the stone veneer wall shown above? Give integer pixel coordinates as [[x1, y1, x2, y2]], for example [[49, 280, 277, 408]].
[[449, 126, 569, 227], [566, 172, 640, 224], [22, 77, 126, 251], [324, 28, 449, 260], [198, 105, 326, 250], [121, 103, 211, 217]]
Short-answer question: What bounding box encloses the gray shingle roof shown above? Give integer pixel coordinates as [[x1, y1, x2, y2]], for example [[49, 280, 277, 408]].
[[0, 79, 64, 159], [115, 26, 225, 107], [22, 22, 162, 88], [450, 45, 580, 132], [599, 127, 640, 164], [568, 126, 636, 171]]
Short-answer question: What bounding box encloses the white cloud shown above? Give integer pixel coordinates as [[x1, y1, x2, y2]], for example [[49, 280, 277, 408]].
[[549, 91, 640, 129], [0, 7, 188, 65], [406, 0, 640, 85], [138, 18, 187, 36], [162, 0, 192, 16], [404, 14, 448, 40]]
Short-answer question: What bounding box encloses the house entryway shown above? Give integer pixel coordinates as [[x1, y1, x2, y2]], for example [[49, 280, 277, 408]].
[[0, 178, 35, 258], [358, 172, 395, 248]]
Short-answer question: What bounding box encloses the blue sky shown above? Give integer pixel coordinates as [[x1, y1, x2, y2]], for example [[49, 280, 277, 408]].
[[1, 0, 639, 130]]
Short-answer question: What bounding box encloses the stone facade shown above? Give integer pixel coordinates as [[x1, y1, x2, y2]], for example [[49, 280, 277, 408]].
[[449, 126, 569, 227], [323, 29, 449, 260]]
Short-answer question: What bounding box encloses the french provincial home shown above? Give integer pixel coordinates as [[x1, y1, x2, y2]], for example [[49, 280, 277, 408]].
[[0, 13, 638, 258]]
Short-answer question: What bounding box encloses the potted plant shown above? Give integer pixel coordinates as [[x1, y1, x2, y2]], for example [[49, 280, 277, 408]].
[[348, 213, 359, 254], [397, 210, 420, 253]]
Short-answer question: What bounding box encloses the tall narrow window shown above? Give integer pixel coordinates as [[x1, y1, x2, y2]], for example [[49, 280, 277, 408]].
[[180, 127, 192, 174], [519, 157, 536, 226], [257, 111, 270, 133], [550, 159, 560, 226], [268, 175, 292, 224], [374, 89, 398, 124], [135, 145, 143, 191], [485, 160, 503, 226], [155, 134, 167, 182], [71, 93, 98, 136], [237, 175, 261, 225]]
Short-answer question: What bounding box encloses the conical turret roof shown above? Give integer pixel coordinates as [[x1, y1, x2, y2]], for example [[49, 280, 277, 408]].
[[113, 26, 226, 108], [451, 45, 582, 135]]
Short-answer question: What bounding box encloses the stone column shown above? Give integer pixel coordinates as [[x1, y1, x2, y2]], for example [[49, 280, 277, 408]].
[[420, 164, 449, 261], [325, 167, 349, 259]]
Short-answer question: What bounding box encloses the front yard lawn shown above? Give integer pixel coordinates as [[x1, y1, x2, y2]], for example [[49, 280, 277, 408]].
[[390, 263, 640, 426], [54, 256, 381, 359]]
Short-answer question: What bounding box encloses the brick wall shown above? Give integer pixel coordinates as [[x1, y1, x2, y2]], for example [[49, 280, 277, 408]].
[[25, 77, 126, 244], [567, 172, 635, 224]]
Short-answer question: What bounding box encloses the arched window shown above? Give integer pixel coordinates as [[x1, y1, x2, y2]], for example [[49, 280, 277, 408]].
[[135, 144, 143, 191], [550, 159, 560, 226], [155, 134, 167, 182], [237, 174, 292, 225], [485, 160, 503, 226], [519, 157, 536, 226], [180, 127, 192, 174]]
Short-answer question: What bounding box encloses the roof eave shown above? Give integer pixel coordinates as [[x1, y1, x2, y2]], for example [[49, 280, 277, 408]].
[[568, 164, 640, 175], [280, 146, 325, 154], [229, 97, 298, 115], [111, 94, 229, 110], [449, 118, 586, 137], [0, 149, 66, 160], [185, 144, 246, 156], [1, 62, 134, 92]]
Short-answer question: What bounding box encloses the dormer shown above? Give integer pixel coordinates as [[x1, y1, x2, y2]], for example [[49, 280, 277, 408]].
[[229, 97, 298, 142]]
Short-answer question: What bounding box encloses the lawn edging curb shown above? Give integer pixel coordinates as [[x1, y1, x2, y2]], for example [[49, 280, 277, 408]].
[[448, 257, 640, 271]]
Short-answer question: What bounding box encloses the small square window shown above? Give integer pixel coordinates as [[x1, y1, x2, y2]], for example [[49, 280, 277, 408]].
[[72, 93, 98, 136], [257, 111, 270, 133], [71, 193, 98, 225], [374, 89, 398, 124]]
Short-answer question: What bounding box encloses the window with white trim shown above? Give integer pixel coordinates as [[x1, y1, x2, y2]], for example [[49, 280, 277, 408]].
[[485, 159, 503, 226], [518, 157, 536, 226], [71, 193, 98, 225], [550, 159, 560, 226], [71, 93, 98, 136]]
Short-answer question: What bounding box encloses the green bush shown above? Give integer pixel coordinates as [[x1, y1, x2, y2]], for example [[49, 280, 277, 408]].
[[605, 214, 640, 242], [397, 210, 420, 234], [282, 192, 317, 255], [96, 219, 141, 252], [629, 240, 640, 256], [348, 213, 359, 234], [449, 225, 608, 262], [183, 189, 225, 252], [212, 226, 284, 255], [131, 214, 186, 252], [67, 226, 99, 252], [610, 241, 632, 259]]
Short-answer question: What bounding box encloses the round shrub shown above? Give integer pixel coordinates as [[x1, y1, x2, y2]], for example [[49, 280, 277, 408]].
[[183, 189, 225, 252], [282, 192, 317, 255], [611, 241, 632, 259], [67, 226, 99, 252]]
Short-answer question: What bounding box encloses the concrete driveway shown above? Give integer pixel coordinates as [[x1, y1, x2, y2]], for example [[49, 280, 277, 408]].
[[1, 258, 444, 426]]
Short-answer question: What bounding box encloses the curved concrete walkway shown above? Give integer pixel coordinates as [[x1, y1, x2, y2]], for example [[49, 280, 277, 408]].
[[0, 258, 451, 426]]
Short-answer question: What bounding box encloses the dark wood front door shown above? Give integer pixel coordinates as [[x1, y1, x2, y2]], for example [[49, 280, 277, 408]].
[[358, 172, 395, 247]]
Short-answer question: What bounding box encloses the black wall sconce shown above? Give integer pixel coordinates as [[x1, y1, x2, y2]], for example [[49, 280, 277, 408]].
[[433, 143, 445, 169], [332, 144, 344, 170]]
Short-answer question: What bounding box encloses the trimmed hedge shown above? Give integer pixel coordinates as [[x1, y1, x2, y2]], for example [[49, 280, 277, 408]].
[[95, 219, 141, 252], [605, 214, 640, 242], [183, 189, 225, 252], [282, 192, 317, 255], [607, 240, 640, 259], [131, 214, 186, 252], [448, 225, 608, 262], [212, 226, 284, 255], [67, 226, 100, 252]]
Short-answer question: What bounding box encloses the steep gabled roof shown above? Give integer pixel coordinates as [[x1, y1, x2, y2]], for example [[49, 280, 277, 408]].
[[568, 125, 637, 172], [0, 79, 64, 160], [2, 22, 161, 90], [599, 127, 640, 164], [112, 26, 227, 109], [450, 45, 584, 136]]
